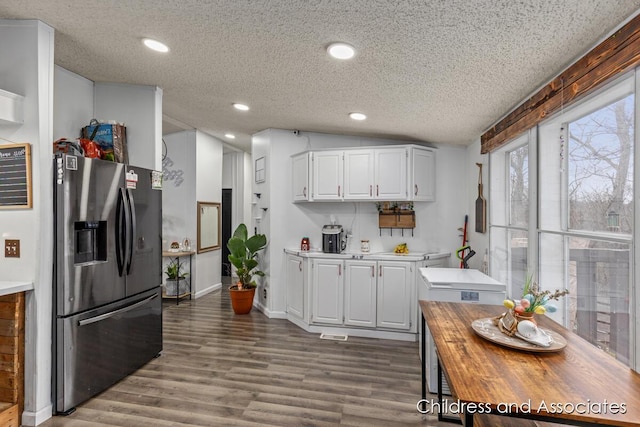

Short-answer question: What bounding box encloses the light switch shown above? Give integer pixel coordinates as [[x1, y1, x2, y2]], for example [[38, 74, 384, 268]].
[[5, 239, 20, 258]]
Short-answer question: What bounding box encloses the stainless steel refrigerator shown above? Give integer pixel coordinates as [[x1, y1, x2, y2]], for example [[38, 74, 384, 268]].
[[53, 153, 163, 414]]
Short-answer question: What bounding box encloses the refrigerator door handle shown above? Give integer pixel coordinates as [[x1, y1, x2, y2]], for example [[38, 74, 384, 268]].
[[116, 189, 126, 276], [78, 293, 158, 326], [125, 189, 137, 275]]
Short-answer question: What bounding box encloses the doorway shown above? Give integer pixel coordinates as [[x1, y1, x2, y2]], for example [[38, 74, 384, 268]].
[[221, 189, 232, 279]]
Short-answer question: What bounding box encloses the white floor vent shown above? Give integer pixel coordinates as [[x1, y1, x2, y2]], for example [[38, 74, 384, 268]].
[[320, 333, 348, 341]]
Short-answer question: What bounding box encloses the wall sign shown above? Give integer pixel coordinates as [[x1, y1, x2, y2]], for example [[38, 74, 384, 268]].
[[0, 143, 32, 209]]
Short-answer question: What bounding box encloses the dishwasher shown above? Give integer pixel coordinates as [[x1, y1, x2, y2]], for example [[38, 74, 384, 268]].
[[418, 268, 506, 394]]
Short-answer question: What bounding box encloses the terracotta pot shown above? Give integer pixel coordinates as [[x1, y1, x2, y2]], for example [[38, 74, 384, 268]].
[[515, 310, 536, 325], [229, 285, 256, 314]]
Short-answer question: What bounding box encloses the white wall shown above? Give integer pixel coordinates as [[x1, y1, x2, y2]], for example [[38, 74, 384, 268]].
[[94, 82, 163, 170], [251, 128, 485, 316], [162, 130, 224, 296], [162, 130, 197, 250], [53, 66, 93, 140], [465, 138, 490, 271], [0, 19, 55, 426], [195, 130, 223, 293]]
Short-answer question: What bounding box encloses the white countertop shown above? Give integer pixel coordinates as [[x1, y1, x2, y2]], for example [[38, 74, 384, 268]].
[[419, 267, 505, 291], [284, 248, 451, 262], [0, 281, 34, 296]]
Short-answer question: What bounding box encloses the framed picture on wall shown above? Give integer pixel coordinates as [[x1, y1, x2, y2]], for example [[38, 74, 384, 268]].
[[255, 156, 266, 183]]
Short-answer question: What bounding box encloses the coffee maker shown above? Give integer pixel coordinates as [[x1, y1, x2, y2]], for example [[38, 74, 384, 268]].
[[322, 224, 346, 253]]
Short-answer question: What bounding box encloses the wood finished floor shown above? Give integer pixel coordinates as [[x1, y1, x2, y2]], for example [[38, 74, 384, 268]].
[[39, 289, 559, 427], [40, 288, 448, 427]]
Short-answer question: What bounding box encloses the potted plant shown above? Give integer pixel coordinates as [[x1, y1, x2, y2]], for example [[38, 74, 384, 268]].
[[227, 223, 267, 314], [164, 258, 189, 296]]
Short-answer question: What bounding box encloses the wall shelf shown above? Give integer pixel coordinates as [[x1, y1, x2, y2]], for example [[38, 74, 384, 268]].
[[378, 211, 415, 236], [0, 89, 24, 125]]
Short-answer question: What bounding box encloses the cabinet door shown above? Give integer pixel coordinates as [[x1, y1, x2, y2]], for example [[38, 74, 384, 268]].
[[286, 255, 305, 320], [344, 260, 377, 327], [377, 261, 414, 330], [312, 151, 343, 200], [375, 148, 408, 200], [344, 150, 374, 200], [292, 153, 310, 202], [311, 259, 343, 324], [411, 147, 435, 201]]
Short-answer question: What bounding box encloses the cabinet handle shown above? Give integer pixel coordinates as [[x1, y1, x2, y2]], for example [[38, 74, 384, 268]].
[[415, 184, 418, 196], [379, 265, 382, 276], [371, 265, 374, 277], [303, 186, 307, 198], [369, 185, 372, 196], [299, 261, 302, 271], [338, 264, 342, 276], [338, 185, 341, 197], [376, 185, 379, 196]]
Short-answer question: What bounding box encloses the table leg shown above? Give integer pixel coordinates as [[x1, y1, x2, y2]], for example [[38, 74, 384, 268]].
[[464, 411, 473, 426], [438, 359, 462, 425], [421, 314, 426, 412], [437, 359, 444, 422]]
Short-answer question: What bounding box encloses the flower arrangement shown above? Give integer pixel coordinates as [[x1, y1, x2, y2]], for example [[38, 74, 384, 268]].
[[503, 275, 569, 315]]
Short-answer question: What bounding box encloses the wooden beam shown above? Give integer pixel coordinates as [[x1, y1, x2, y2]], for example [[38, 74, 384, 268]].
[[481, 12, 640, 154]]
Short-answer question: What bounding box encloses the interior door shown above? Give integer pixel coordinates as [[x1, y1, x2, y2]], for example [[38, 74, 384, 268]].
[[221, 189, 232, 276]]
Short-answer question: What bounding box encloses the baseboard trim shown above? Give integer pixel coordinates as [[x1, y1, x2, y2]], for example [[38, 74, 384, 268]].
[[21, 404, 52, 426], [193, 283, 221, 298]]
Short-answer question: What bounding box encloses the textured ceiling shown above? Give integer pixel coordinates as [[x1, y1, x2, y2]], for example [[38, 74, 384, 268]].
[[1, 1, 640, 152]]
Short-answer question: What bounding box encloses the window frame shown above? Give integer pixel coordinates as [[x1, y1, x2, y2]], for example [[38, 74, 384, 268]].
[[489, 71, 636, 370]]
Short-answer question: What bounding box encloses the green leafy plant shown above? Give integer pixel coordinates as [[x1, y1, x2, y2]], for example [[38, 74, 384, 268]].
[[227, 223, 267, 290], [165, 259, 188, 280]]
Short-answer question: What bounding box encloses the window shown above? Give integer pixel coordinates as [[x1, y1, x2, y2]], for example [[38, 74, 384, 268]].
[[533, 75, 633, 365], [489, 133, 530, 298]]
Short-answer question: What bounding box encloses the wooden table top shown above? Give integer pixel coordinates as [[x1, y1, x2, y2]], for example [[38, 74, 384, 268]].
[[420, 300, 640, 426]]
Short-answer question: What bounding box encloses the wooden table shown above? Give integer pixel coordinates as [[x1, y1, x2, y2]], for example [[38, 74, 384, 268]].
[[419, 301, 640, 426]]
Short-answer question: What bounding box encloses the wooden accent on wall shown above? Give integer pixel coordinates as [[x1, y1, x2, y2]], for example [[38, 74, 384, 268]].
[[481, 13, 640, 154], [0, 293, 24, 427]]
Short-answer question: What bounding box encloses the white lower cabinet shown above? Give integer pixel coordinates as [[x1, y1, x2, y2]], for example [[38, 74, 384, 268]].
[[311, 259, 344, 325], [344, 260, 377, 327], [286, 254, 306, 320], [309, 258, 416, 333], [377, 261, 414, 331]]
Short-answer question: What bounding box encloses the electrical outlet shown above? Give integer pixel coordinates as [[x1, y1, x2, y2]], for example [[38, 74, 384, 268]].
[[5, 239, 20, 258], [263, 288, 267, 299]]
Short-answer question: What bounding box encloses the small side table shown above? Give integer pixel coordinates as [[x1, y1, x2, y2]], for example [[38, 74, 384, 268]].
[[162, 250, 195, 305]]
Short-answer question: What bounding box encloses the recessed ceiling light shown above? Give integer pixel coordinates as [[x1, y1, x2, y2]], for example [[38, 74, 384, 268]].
[[225, 133, 236, 139], [327, 43, 355, 60], [142, 38, 169, 53], [349, 112, 367, 121], [233, 103, 250, 111]]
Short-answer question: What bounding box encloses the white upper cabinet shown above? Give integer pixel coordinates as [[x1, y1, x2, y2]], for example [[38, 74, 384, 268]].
[[344, 150, 375, 199], [293, 144, 435, 202], [410, 147, 435, 201], [291, 152, 311, 202], [375, 148, 408, 200], [312, 150, 343, 200]]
